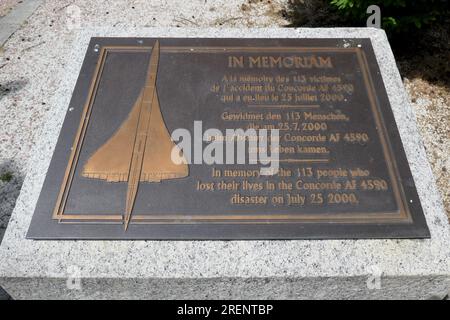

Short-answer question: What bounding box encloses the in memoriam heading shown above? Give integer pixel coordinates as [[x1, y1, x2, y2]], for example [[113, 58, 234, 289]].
[[228, 55, 333, 69]]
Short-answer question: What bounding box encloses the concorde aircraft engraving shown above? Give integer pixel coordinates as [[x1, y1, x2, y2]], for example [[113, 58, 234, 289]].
[[82, 41, 189, 230]]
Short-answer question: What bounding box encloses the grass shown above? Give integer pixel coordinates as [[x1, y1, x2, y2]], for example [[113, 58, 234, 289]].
[[0, 171, 13, 182]]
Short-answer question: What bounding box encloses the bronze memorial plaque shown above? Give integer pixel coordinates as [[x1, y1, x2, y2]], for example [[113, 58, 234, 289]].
[[27, 38, 430, 239]]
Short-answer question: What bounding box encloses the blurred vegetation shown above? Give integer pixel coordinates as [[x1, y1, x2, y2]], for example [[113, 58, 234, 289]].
[[0, 172, 13, 183], [281, 0, 450, 85], [282, 0, 449, 34], [329, 0, 449, 34]]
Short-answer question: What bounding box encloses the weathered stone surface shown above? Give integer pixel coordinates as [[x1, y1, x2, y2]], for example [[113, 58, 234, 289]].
[[0, 28, 449, 300]]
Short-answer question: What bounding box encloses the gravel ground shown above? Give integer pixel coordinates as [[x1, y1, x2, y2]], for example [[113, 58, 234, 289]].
[[0, 0, 448, 300], [281, 0, 450, 218], [0, 0, 287, 241], [0, 0, 22, 17], [0, 286, 10, 299], [0, 1, 287, 299], [396, 18, 450, 219], [0, 0, 448, 242], [404, 79, 450, 218]]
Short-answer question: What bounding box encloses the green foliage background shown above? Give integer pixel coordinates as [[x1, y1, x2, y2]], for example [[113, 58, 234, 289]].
[[329, 0, 449, 33]]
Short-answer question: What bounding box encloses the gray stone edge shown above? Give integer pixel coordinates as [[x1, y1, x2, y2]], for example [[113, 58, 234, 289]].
[[0, 28, 448, 284], [1, 275, 449, 300]]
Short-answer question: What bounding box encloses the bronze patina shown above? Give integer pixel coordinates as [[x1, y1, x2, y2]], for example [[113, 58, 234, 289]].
[[27, 38, 430, 239]]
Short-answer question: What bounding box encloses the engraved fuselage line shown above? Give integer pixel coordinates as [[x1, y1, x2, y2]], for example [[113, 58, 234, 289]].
[[81, 40, 189, 230]]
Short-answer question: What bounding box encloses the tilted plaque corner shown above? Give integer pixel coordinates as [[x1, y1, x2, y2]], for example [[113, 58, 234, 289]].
[[27, 37, 430, 240]]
